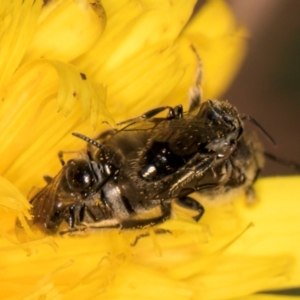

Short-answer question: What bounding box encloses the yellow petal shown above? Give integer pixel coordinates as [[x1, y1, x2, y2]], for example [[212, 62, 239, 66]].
[[0, 59, 112, 195], [0, 176, 29, 215], [2, 1, 290, 299], [1, 177, 299, 299], [24, 0, 106, 62], [76, 0, 196, 72], [236, 294, 300, 300], [75, 0, 199, 115], [75, 0, 246, 119], [227, 177, 300, 289], [0, 0, 42, 87], [177, 0, 248, 100]]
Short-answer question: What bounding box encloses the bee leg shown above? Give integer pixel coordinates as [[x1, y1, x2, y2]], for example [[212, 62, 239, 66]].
[[59, 227, 82, 236], [117, 105, 183, 126], [131, 232, 151, 246], [68, 203, 85, 228], [58, 151, 65, 166], [188, 45, 203, 113], [58, 150, 82, 166], [168, 154, 215, 196], [174, 197, 205, 222], [131, 228, 172, 246], [245, 186, 257, 205], [60, 204, 89, 236], [60, 220, 121, 236], [120, 202, 172, 229], [43, 175, 53, 184]]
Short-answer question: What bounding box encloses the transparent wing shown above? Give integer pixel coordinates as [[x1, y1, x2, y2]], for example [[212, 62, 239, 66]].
[[29, 169, 64, 230]]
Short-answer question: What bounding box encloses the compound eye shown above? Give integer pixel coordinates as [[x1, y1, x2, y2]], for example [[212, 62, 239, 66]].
[[223, 115, 240, 132], [65, 159, 94, 192], [206, 109, 219, 122]]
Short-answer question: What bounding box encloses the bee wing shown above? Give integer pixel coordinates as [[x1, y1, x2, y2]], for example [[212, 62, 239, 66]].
[[149, 118, 218, 156], [121, 116, 212, 136], [30, 169, 64, 228]]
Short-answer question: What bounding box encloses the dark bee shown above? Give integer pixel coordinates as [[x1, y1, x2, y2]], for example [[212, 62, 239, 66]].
[[27, 96, 264, 234], [26, 50, 265, 235]]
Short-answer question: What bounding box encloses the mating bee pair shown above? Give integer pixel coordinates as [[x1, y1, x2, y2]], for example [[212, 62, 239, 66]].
[[27, 77, 265, 235]]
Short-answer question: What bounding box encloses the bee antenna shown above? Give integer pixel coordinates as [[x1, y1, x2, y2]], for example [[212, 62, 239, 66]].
[[72, 132, 103, 149], [241, 115, 277, 146], [264, 152, 300, 172]]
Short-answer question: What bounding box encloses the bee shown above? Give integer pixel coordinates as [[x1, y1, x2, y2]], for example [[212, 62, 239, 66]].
[[25, 50, 265, 235], [26, 95, 264, 234]]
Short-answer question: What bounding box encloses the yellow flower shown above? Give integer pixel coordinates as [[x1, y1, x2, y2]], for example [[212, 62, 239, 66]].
[[0, 0, 299, 299]]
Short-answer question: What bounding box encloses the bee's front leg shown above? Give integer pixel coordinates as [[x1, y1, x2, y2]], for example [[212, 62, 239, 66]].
[[67, 202, 85, 228], [117, 105, 183, 126], [174, 197, 205, 222], [120, 202, 172, 229]]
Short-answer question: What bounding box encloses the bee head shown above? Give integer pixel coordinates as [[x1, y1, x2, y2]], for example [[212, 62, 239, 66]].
[[62, 159, 97, 195], [197, 100, 243, 157]]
